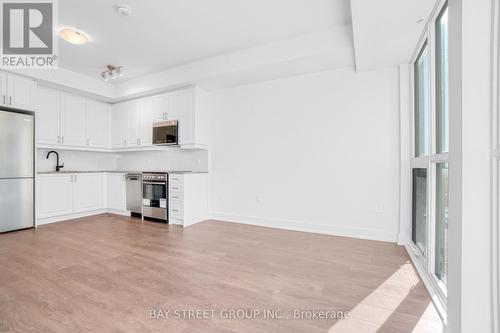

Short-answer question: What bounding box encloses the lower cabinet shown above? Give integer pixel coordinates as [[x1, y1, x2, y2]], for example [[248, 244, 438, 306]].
[[37, 173, 127, 223], [73, 173, 104, 213], [37, 174, 74, 218], [105, 173, 127, 211], [168, 173, 209, 226]]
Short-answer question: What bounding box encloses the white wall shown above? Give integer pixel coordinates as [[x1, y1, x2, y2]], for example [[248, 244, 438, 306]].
[[37, 149, 117, 172], [209, 67, 401, 242], [447, 0, 495, 332]]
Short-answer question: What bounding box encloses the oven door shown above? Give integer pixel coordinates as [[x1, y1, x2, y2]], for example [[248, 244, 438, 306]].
[[143, 181, 167, 220], [143, 181, 166, 208], [153, 120, 178, 145]]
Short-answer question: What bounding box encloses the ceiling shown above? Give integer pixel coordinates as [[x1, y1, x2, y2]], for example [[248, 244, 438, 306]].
[[350, 0, 436, 71], [57, 0, 351, 82]]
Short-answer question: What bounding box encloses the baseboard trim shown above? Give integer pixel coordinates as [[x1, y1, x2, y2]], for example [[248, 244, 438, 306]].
[[36, 209, 131, 226], [211, 212, 398, 242]]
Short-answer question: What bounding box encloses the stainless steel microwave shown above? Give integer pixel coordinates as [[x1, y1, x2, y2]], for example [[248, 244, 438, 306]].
[[153, 120, 179, 145]]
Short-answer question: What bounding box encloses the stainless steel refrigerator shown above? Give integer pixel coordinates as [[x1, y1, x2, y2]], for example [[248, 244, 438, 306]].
[[0, 109, 35, 232]]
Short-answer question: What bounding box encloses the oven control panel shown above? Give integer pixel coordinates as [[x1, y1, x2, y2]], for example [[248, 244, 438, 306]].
[[143, 173, 167, 181]]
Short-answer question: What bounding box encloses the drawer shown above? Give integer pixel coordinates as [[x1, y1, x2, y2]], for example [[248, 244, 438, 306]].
[[170, 206, 182, 219], [169, 175, 183, 183], [169, 193, 183, 201], [170, 183, 183, 192], [169, 176, 183, 186], [170, 200, 182, 209]]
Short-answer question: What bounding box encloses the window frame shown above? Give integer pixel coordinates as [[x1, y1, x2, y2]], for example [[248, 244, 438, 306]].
[[408, 0, 449, 319], [492, 0, 500, 330]]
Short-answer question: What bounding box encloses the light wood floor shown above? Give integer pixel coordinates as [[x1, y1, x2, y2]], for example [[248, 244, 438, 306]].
[[0, 214, 442, 333]]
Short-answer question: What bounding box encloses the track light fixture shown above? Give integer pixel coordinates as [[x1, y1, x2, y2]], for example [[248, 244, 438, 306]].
[[101, 65, 123, 81]]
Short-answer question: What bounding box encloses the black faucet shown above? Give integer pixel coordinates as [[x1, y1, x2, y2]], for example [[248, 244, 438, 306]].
[[46, 151, 64, 172]]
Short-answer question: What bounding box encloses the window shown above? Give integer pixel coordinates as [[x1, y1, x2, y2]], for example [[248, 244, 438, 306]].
[[436, 4, 449, 153], [409, 1, 449, 302], [414, 43, 430, 157], [435, 163, 448, 283], [412, 169, 428, 257]]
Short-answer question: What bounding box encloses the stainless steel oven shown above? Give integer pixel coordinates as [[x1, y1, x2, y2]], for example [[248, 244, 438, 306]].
[[142, 172, 168, 222], [153, 120, 178, 146]]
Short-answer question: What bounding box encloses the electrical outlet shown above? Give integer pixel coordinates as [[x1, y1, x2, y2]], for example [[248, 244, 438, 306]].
[[375, 204, 384, 213]]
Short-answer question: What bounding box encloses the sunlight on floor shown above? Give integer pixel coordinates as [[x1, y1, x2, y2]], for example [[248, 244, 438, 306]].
[[329, 262, 443, 333]]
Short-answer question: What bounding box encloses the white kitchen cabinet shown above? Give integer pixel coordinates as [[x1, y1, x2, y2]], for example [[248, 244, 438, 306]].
[[36, 86, 61, 145], [178, 87, 209, 149], [60, 93, 86, 146], [37, 174, 74, 218], [105, 173, 127, 211], [37, 172, 128, 223], [0, 72, 7, 106], [34, 84, 210, 152], [140, 95, 165, 145], [126, 101, 142, 147], [86, 100, 110, 148], [168, 173, 209, 226], [179, 89, 195, 146], [165, 91, 180, 121], [0, 72, 35, 110], [36, 87, 112, 150], [111, 102, 129, 148], [8, 74, 36, 110], [73, 173, 104, 213]]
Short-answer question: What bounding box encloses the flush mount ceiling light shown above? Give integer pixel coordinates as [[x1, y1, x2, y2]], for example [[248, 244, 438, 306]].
[[116, 5, 133, 17], [59, 28, 89, 45], [101, 65, 124, 82]]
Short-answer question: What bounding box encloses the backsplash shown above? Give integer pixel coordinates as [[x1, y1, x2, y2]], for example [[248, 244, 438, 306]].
[[115, 149, 208, 172], [37, 149, 118, 172], [36, 148, 208, 173]]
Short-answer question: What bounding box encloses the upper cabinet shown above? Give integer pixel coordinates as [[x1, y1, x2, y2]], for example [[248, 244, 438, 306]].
[[141, 95, 165, 146], [110, 86, 209, 150], [60, 93, 86, 146], [86, 100, 110, 148], [126, 100, 142, 147], [36, 86, 60, 145], [35, 83, 210, 152], [178, 87, 209, 149], [0, 72, 36, 110], [35, 87, 111, 150], [111, 102, 128, 148]]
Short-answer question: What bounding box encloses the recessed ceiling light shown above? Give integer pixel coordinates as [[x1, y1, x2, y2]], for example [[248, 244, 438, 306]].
[[59, 28, 89, 45]]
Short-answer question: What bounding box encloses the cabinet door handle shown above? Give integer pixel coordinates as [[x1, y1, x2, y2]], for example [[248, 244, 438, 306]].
[[61, 136, 64, 144], [9, 96, 12, 106], [57, 136, 60, 144], [2, 95, 5, 105]]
